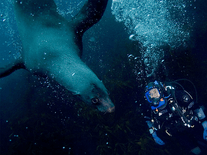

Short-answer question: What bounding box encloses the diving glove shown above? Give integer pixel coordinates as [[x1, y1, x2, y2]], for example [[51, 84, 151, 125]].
[[202, 121, 207, 141]]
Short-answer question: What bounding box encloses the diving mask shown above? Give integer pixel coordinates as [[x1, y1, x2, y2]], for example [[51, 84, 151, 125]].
[[145, 88, 161, 106]]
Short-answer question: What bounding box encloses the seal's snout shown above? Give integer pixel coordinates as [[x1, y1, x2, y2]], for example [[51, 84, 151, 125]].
[[96, 97, 115, 113], [106, 106, 115, 113]]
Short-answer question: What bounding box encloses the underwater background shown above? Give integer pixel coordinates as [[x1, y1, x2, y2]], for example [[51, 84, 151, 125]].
[[0, 0, 207, 154]]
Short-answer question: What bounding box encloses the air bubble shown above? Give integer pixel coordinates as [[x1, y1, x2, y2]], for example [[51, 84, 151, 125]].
[[112, 0, 193, 77]]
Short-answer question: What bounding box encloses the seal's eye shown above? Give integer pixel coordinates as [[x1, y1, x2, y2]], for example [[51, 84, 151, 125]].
[[91, 98, 100, 105]]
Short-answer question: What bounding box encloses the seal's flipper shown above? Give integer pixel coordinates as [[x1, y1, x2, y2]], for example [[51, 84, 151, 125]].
[[14, 0, 63, 27], [73, 0, 108, 37], [14, 0, 57, 17], [0, 59, 25, 78]]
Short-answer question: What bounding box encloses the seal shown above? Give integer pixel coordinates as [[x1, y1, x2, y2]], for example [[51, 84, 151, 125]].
[[0, 0, 115, 113]]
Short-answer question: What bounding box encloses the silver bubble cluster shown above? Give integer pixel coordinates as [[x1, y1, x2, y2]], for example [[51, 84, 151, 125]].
[[112, 0, 195, 77]]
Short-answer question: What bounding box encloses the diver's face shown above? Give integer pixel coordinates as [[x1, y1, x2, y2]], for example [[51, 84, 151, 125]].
[[149, 88, 160, 99]]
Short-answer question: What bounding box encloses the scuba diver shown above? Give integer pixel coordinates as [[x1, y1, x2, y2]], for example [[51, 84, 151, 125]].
[[144, 80, 207, 154]]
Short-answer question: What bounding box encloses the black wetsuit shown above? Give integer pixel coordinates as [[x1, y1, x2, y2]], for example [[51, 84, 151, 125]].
[[143, 82, 207, 153]]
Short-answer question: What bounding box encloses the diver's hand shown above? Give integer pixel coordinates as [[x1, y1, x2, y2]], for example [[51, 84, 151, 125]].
[[202, 121, 207, 141], [152, 132, 165, 145]]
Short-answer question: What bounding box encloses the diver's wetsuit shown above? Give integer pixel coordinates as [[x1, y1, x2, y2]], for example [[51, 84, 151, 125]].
[[143, 81, 207, 154]]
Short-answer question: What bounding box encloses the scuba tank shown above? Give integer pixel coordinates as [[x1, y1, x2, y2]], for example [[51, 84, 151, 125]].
[[168, 97, 195, 128], [166, 79, 198, 128]]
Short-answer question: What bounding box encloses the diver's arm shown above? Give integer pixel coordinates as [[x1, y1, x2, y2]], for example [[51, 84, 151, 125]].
[[146, 121, 165, 145], [202, 121, 207, 141], [194, 107, 207, 141], [194, 107, 206, 120]]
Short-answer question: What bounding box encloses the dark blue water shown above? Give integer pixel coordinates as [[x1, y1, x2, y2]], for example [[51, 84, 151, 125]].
[[1, 0, 207, 154]]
